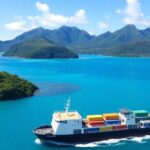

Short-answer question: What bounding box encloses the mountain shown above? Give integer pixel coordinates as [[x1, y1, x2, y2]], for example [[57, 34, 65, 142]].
[[78, 40, 150, 57], [0, 26, 94, 52], [0, 40, 12, 51], [142, 28, 150, 37], [110, 40, 150, 57], [3, 38, 78, 59], [85, 31, 113, 49], [1, 24, 150, 57], [13, 26, 95, 46], [84, 25, 150, 50], [50, 26, 95, 46]]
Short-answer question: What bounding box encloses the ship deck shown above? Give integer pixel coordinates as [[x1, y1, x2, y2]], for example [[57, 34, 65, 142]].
[[33, 125, 54, 135]]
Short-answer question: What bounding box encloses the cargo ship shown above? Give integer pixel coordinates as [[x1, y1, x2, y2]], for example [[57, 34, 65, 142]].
[[33, 98, 150, 145]]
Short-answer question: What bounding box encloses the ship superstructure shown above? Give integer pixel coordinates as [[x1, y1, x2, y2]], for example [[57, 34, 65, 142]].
[[51, 98, 83, 135], [33, 98, 150, 144]]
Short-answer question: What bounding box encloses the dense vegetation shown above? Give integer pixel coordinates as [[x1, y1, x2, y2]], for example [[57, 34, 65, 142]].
[[3, 38, 78, 59], [1, 24, 150, 57], [0, 72, 38, 101], [75, 40, 150, 57], [110, 40, 150, 57]]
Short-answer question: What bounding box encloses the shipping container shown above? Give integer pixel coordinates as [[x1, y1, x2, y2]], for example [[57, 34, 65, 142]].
[[87, 115, 103, 121], [105, 120, 121, 125], [113, 125, 127, 130], [132, 110, 148, 117], [103, 113, 119, 120], [84, 127, 99, 133], [100, 126, 113, 132], [140, 120, 150, 128], [89, 121, 105, 126], [135, 116, 150, 123], [144, 124, 150, 128]]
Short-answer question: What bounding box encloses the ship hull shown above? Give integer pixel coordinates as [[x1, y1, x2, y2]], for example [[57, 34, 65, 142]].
[[34, 127, 150, 144]]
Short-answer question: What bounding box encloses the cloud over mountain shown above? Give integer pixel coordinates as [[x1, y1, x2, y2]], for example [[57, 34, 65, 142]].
[[117, 0, 150, 26], [4, 1, 88, 31]]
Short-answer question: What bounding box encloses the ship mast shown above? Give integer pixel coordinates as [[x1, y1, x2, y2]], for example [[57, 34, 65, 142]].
[[65, 97, 71, 113]]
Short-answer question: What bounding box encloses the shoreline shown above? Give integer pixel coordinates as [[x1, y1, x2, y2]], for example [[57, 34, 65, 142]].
[[1, 52, 150, 60]]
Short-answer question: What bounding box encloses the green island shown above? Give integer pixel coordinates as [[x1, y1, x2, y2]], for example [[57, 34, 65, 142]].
[[0, 71, 38, 101], [3, 38, 79, 59]]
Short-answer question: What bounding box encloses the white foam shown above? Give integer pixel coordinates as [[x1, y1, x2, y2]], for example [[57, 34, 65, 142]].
[[129, 137, 143, 143], [143, 135, 150, 139], [75, 135, 150, 147], [34, 135, 150, 147], [35, 138, 42, 144], [75, 139, 126, 147], [129, 135, 150, 143], [45, 140, 75, 146], [76, 143, 98, 147], [97, 138, 126, 144]]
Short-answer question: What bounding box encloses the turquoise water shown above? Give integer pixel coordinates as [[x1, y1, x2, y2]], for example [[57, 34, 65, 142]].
[[1, 53, 150, 150]]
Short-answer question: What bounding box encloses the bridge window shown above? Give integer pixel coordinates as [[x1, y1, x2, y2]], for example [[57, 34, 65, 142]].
[[74, 129, 81, 134], [62, 120, 67, 124]]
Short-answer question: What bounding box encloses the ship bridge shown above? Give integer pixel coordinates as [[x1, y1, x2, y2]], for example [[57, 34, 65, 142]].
[[54, 111, 81, 121], [51, 98, 83, 135]]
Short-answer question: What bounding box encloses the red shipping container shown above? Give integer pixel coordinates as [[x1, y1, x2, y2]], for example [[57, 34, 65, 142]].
[[113, 125, 127, 130], [89, 121, 105, 126]]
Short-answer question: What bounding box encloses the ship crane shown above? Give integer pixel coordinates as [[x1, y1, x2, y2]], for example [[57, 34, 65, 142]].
[[65, 97, 71, 113]]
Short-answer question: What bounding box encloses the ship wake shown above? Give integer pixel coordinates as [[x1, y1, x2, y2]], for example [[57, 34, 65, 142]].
[[75, 135, 150, 147], [34, 135, 150, 147], [35, 139, 42, 145]]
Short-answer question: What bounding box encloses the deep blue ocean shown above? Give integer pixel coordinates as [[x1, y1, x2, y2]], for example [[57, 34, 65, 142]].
[[1, 53, 150, 150]]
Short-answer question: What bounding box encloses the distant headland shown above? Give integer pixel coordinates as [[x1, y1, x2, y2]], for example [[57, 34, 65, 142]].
[[0, 71, 38, 101], [3, 38, 79, 59]]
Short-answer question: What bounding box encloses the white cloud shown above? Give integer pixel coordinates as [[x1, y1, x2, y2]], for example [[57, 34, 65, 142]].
[[117, 0, 150, 26], [98, 22, 109, 29], [36, 1, 49, 13], [4, 20, 27, 31], [4, 1, 88, 31], [31, 2, 87, 27], [70, 9, 87, 24]]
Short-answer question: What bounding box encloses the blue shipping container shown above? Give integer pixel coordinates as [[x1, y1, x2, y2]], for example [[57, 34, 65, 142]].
[[84, 128, 99, 133], [105, 120, 121, 125], [144, 123, 150, 128]]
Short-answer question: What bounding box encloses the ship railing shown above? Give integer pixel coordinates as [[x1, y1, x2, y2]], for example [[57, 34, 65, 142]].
[[33, 125, 54, 135], [54, 110, 78, 113]]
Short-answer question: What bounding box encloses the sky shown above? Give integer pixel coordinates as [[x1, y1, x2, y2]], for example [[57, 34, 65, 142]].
[[0, 0, 150, 40]]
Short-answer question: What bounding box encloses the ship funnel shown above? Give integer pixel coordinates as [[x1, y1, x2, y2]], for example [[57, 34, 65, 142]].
[[65, 97, 71, 113]]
